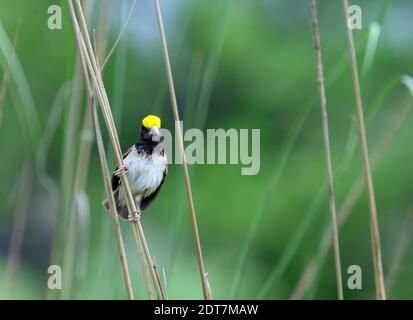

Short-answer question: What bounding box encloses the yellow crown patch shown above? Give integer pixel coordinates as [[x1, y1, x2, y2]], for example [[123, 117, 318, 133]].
[[142, 115, 161, 129]]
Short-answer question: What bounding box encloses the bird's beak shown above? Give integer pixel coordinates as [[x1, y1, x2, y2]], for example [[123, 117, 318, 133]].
[[150, 126, 160, 140]]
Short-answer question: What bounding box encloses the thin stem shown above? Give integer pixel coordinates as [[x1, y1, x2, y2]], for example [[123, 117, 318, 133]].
[[245, 105, 313, 299], [291, 94, 412, 299], [40, 86, 66, 300], [385, 209, 413, 296], [290, 258, 317, 300], [58, 51, 85, 301], [68, 0, 164, 299], [0, 25, 18, 125], [100, 0, 138, 70], [67, 0, 136, 300], [60, 0, 97, 299], [93, 3, 130, 299], [92, 104, 135, 300], [47, 13, 93, 297], [153, 0, 211, 300], [130, 221, 155, 299], [342, 0, 386, 300], [0, 20, 40, 149], [310, 0, 343, 300], [4, 161, 31, 298]]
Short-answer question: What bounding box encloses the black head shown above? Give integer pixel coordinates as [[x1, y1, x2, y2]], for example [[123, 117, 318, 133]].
[[139, 125, 161, 143]]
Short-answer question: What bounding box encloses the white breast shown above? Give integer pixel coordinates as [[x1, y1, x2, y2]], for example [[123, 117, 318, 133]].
[[118, 146, 167, 207]]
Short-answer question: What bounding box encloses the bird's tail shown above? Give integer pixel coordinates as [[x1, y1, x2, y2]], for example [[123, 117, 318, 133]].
[[102, 189, 129, 220]]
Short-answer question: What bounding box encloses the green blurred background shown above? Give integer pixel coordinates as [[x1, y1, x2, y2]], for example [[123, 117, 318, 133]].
[[0, 0, 412, 300]]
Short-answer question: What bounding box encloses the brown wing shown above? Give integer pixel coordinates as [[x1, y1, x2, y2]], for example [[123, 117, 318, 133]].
[[140, 167, 167, 211], [111, 147, 133, 191]]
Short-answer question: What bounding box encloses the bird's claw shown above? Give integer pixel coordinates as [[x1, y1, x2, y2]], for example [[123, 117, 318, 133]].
[[114, 165, 128, 177], [128, 210, 141, 222]]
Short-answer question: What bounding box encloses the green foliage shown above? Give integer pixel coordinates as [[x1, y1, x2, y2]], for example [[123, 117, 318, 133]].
[[1, 0, 413, 300]]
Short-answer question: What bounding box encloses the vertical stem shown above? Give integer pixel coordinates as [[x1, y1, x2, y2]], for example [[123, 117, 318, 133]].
[[341, 0, 386, 300], [309, 0, 344, 300], [67, 0, 136, 300], [385, 209, 413, 296], [68, 0, 164, 299], [153, 0, 211, 300], [92, 104, 135, 300], [291, 95, 412, 300], [4, 161, 31, 298], [130, 222, 155, 299], [57, 0, 95, 299], [0, 25, 18, 125]]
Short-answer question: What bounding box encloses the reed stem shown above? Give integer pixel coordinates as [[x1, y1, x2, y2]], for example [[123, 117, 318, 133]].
[[342, 0, 386, 300], [153, 0, 212, 300], [4, 161, 31, 298], [310, 0, 344, 300], [67, 0, 164, 299]]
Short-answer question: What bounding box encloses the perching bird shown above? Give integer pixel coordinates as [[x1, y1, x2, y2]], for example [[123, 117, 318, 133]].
[[103, 115, 167, 221]]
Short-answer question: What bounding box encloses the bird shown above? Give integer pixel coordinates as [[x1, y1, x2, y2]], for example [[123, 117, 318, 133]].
[[103, 115, 167, 221]]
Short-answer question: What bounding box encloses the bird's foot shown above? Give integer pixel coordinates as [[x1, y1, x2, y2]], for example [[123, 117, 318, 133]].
[[114, 165, 128, 177], [128, 210, 141, 222]]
